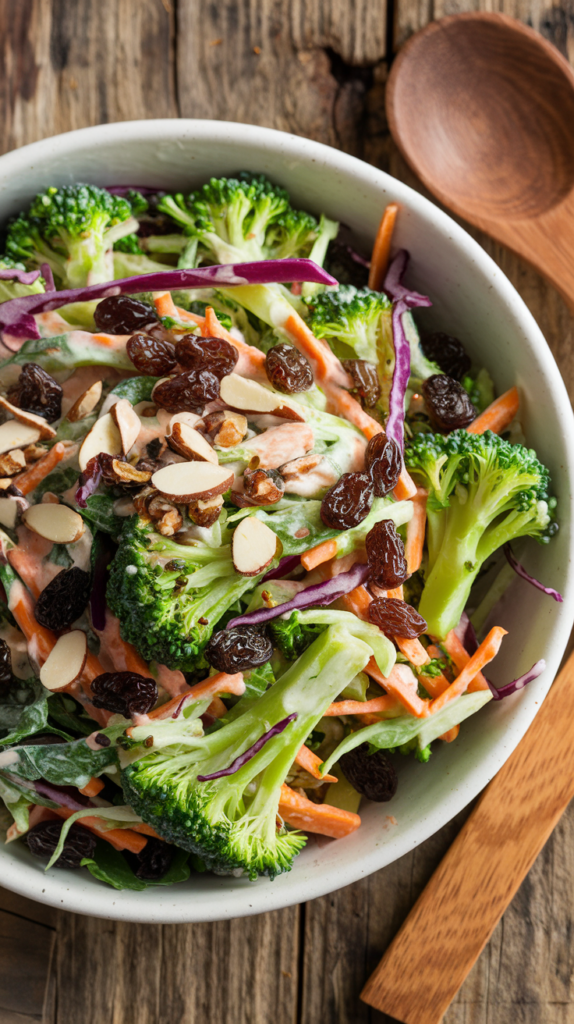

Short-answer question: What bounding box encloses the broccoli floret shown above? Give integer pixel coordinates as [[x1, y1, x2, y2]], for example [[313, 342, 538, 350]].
[[405, 430, 557, 638], [5, 184, 141, 288], [0, 257, 45, 303], [304, 285, 392, 364], [106, 517, 269, 671], [121, 625, 372, 879], [268, 613, 326, 660]]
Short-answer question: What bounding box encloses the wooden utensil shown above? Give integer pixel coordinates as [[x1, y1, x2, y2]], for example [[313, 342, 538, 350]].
[[385, 12, 574, 309]]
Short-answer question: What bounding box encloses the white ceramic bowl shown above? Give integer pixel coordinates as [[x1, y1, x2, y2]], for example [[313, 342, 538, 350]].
[[0, 120, 572, 923]]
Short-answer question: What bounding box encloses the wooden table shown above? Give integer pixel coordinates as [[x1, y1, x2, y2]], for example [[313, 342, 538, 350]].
[[0, 2, 572, 1022]]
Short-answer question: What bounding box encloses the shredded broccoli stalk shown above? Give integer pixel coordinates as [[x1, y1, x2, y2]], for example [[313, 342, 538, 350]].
[[0, 259, 46, 303], [0, 331, 133, 374], [122, 625, 372, 879], [405, 430, 556, 638]]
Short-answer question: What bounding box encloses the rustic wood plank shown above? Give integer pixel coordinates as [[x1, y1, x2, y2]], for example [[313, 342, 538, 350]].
[[0, 909, 54, 1019], [0, 886, 58, 930]]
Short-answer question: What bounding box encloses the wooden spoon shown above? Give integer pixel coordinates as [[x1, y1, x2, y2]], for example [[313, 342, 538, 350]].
[[385, 12, 574, 308]]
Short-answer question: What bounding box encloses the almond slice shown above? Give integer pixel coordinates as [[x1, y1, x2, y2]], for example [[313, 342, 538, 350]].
[[0, 396, 57, 440], [111, 398, 141, 455], [219, 374, 305, 421], [23, 503, 85, 544], [40, 631, 88, 692], [151, 462, 234, 503], [0, 496, 20, 529], [167, 422, 218, 465], [66, 380, 103, 423], [232, 516, 280, 576], [0, 419, 41, 455], [78, 412, 122, 472]]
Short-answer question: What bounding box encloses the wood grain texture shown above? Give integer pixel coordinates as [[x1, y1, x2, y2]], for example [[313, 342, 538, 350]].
[[0, 3, 571, 1024]]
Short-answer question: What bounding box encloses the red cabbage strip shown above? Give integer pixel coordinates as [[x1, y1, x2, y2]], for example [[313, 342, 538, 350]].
[[487, 658, 546, 701], [40, 262, 56, 292], [0, 260, 337, 341], [0, 267, 42, 285], [262, 554, 301, 583], [226, 562, 370, 629], [197, 713, 298, 781], [504, 544, 563, 603], [75, 456, 103, 510], [32, 779, 92, 810], [453, 612, 479, 655], [383, 250, 432, 452]]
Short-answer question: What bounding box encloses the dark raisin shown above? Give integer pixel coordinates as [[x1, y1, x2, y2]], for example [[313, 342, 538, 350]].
[[94, 295, 158, 334], [34, 567, 91, 631], [153, 369, 220, 413], [369, 597, 427, 638], [342, 359, 381, 407], [0, 639, 12, 695], [243, 468, 285, 505], [175, 336, 239, 379], [320, 472, 374, 530], [127, 333, 177, 376], [91, 671, 158, 717], [146, 437, 164, 460], [7, 363, 63, 422], [265, 343, 314, 394], [25, 820, 96, 868], [206, 627, 273, 673], [365, 433, 402, 497], [339, 743, 398, 802], [421, 332, 471, 381], [422, 375, 476, 432], [366, 520, 408, 589], [19, 733, 66, 746], [133, 837, 174, 880]]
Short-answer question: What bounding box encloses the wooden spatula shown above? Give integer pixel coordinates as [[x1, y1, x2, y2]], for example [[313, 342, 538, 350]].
[[360, 647, 574, 1022]]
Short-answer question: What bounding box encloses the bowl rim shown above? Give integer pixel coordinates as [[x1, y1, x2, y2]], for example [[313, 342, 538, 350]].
[[0, 118, 573, 923]]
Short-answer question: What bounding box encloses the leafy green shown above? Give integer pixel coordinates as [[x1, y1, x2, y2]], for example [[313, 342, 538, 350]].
[[80, 840, 190, 891], [6, 734, 120, 788], [109, 376, 158, 404]]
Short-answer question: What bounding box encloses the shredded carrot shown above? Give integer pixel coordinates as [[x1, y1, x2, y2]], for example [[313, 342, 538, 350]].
[[53, 808, 148, 854], [395, 636, 429, 666], [429, 627, 507, 712], [442, 630, 489, 693], [148, 671, 245, 720], [131, 822, 164, 839], [323, 695, 399, 717], [79, 777, 105, 798], [418, 660, 450, 699], [386, 585, 404, 600], [278, 784, 361, 838], [153, 291, 179, 319], [204, 306, 239, 346], [284, 311, 341, 382], [174, 305, 205, 326], [325, 382, 383, 440], [393, 466, 418, 501], [467, 386, 519, 436], [294, 745, 337, 783], [377, 661, 430, 717], [368, 203, 400, 291], [300, 539, 337, 572], [439, 725, 460, 742], [15, 442, 67, 496], [9, 583, 57, 665], [207, 695, 227, 718], [339, 584, 372, 621], [405, 487, 428, 573], [93, 610, 150, 676]]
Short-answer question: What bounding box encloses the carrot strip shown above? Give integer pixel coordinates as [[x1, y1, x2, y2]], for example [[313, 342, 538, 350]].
[[79, 777, 105, 798], [405, 487, 428, 573], [202, 306, 267, 378], [429, 627, 507, 713], [294, 745, 337, 783], [148, 671, 245, 720], [467, 386, 519, 436], [395, 636, 429, 666], [15, 443, 67, 496], [377, 661, 430, 717], [339, 584, 372, 621], [442, 630, 489, 693], [131, 822, 164, 839], [278, 784, 361, 838], [9, 581, 57, 665], [174, 305, 205, 326], [323, 695, 400, 716], [284, 311, 343, 382], [368, 203, 400, 291], [324, 382, 383, 440], [207, 695, 227, 718], [204, 306, 239, 346], [439, 725, 460, 742], [393, 466, 418, 501], [153, 291, 179, 319], [386, 585, 404, 600], [93, 610, 150, 676], [53, 808, 148, 853], [300, 539, 338, 572]]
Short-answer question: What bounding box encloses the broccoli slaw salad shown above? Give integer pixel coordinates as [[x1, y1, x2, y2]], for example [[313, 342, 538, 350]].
[[0, 176, 560, 891]]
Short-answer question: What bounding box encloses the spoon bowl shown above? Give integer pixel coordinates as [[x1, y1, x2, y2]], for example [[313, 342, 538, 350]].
[[387, 13, 574, 305]]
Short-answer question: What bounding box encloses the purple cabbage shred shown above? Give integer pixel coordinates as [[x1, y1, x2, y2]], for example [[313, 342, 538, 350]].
[[504, 544, 563, 602], [487, 659, 546, 701], [197, 713, 298, 781], [261, 555, 302, 583]]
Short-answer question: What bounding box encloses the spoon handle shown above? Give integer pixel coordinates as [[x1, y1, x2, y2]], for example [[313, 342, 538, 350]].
[[360, 648, 574, 1023]]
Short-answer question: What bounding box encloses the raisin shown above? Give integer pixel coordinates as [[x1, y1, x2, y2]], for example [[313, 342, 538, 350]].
[[175, 336, 238, 379], [94, 295, 158, 334], [265, 344, 313, 394], [133, 838, 174, 880], [91, 671, 158, 717], [127, 333, 177, 376], [206, 627, 273, 673], [339, 743, 398, 802], [342, 359, 381, 407], [421, 332, 471, 381], [320, 472, 374, 530], [0, 639, 12, 695], [25, 820, 96, 868], [243, 468, 285, 505], [366, 520, 408, 589], [365, 433, 402, 497], [153, 369, 220, 413], [19, 734, 66, 746], [422, 374, 476, 432], [369, 597, 427, 638], [7, 363, 63, 422], [34, 567, 91, 631]]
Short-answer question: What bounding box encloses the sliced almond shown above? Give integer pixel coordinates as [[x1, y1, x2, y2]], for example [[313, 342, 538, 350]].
[[232, 516, 280, 576], [151, 462, 234, 503], [219, 374, 305, 421], [110, 398, 141, 455], [0, 496, 20, 529], [66, 380, 103, 422], [166, 411, 204, 433], [0, 396, 57, 440], [23, 503, 85, 544], [0, 419, 41, 455], [78, 412, 122, 472], [0, 449, 26, 477], [40, 631, 88, 692], [167, 422, 218, 465]]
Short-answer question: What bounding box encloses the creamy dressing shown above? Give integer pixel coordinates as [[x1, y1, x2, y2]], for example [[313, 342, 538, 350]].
[[0, 623, 33, 679], [244, 422, 314, 469], [154, 662, 188, 698]]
